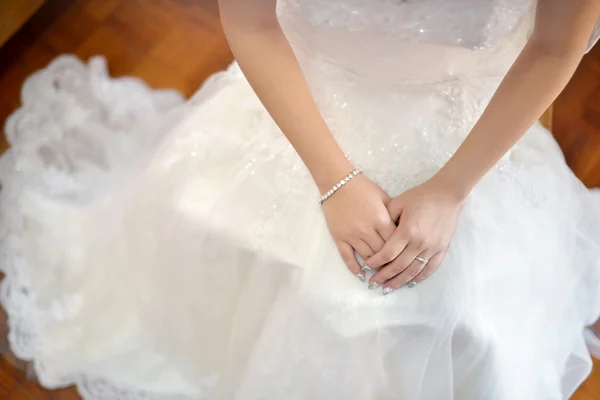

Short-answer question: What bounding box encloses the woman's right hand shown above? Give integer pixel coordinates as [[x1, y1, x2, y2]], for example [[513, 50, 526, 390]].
[[220, 0, 396, 278], [322, 175, 397, 282]]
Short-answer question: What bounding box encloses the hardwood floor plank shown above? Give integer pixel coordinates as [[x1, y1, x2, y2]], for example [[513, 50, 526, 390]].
[[554, 44, 600, 187], [150, 22, 220, 77], [131, 55, 194, 95], [0, 0, 45, 48], [83, 0, 120, 22], [76, 25, 145, 76], [106, 0, 174, 53], [42, 4, 99, 53]]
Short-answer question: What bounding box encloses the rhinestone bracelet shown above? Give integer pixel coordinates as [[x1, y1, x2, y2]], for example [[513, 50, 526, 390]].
[[318, 168, 363, 205]]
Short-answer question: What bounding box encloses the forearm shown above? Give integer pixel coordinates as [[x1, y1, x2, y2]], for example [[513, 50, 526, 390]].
[[433, 43, 582, 199], [434, 0, 600, 200], [219, 3, 352, 192]]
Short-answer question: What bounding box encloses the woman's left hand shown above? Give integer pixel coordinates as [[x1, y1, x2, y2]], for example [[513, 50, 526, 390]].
[[363, 177, 465, 293]]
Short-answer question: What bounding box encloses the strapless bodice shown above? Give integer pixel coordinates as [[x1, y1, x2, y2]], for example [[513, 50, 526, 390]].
[[277, 0, 535, 83]]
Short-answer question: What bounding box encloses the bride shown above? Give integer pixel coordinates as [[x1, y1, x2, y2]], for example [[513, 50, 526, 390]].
[[1, 0, 600, 398]]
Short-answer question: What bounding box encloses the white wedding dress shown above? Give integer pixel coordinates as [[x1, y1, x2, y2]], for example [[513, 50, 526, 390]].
[[2, 0, 600, 399]]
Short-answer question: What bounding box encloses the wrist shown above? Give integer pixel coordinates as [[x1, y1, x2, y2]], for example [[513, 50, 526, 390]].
[[429, 168, 474, 203], [309, 157, 355, 194], [318, 168, 363, 205]]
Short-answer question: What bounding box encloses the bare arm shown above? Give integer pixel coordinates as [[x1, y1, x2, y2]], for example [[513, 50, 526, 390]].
[[218, 0, 397, 281], [434, 0, 600, 199], [365, 0, 600, 293], [218, 0, 352, 192]]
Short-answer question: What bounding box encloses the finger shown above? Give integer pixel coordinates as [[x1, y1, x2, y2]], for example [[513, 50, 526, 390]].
[[363, 229, 408, 271], [376, 217, 396, 242], [410, 251, 445, 285], [381, 250, 438, 293], [369, 243, 422, 289], [363, 230, 386, 253], [380, 191, 392, 207], [387, 199, 403, 222], [337, 241, 366, 282], [350, 238, 375, 262]]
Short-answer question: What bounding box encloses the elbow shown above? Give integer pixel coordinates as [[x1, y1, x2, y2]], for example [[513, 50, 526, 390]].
[[527, 32, 588, 61], [522, 39, 585, 78]]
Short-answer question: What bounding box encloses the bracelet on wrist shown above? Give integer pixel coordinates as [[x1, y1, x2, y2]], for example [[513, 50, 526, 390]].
[[318, 168, 363, 205]]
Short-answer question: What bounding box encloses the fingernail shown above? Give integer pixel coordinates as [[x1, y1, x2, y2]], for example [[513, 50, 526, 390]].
[[368, 282, 379, 290], [407, 281, 418, 288], [356, 273, 366, 282], [361, 265, 372, 272], [382, 287, 393, 296]]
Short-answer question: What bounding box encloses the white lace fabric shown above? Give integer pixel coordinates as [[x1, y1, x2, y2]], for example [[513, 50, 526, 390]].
[[1, 1, 600, 399]]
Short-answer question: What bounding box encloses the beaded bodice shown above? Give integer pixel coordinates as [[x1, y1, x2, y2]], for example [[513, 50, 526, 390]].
[[279, 0, 533, 49], [276, 0, 600, 83], [277, 0, 536, 83]]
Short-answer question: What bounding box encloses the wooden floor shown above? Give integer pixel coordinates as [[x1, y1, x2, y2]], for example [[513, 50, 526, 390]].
[[0, 1, 600, 398]]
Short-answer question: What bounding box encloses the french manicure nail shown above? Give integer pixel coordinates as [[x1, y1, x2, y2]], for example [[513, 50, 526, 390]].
[[362, 265, 372, 272], [356, 273, 366, 282], [382, 287, 393, 296], [368, 282, 379, 290]]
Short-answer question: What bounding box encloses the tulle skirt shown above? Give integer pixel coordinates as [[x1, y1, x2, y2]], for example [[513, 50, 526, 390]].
[[1, 55, 600, 399]]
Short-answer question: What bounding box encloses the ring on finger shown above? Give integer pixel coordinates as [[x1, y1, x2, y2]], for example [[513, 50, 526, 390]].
[[407, 281, 418, 288], [415, 256, 428, 265]]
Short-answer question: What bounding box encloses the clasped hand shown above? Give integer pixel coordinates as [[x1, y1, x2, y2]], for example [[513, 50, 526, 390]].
[[322, 174, 463, 295]]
